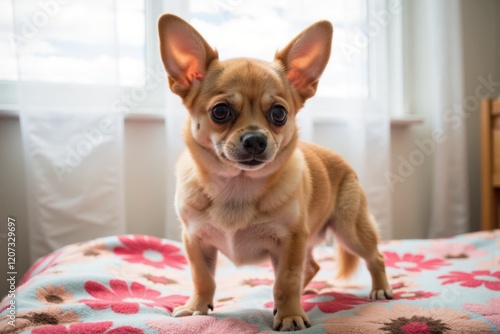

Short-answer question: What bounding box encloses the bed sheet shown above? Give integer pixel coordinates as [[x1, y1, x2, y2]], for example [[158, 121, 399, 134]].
[[1, 230, 499, 333]]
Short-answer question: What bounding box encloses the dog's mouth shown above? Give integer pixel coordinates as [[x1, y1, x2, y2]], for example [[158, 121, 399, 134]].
[[220, 153, 267, 169], [238, 159, 264, 167]]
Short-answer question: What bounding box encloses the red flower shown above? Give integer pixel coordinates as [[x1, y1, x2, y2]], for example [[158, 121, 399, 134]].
[[265, 291, 369, 314], [114, 235, 187, 269], [393, 290, 438, 300], [32, 322, 144, 334], [383, 252, 450, 272], [439, 270, 500, 291], [81, 279, 188, 314]]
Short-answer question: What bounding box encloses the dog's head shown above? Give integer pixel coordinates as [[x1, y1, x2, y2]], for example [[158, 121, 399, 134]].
[[158, 14, 332, 175]]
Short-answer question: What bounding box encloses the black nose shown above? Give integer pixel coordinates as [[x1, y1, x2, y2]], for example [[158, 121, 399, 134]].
[[241, 132, 267, 155]]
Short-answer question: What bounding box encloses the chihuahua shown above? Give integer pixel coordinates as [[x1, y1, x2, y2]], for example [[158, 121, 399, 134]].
[[158, 14, 393, 331]]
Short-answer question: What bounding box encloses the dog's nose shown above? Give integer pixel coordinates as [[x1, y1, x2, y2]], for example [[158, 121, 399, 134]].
[[241, 132, 267, 155]]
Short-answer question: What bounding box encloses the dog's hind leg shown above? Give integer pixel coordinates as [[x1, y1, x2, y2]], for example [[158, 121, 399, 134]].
[[331, 174, 393, 300], [302, 250, 320, 293]]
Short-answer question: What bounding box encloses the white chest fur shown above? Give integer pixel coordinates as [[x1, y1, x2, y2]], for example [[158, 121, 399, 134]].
[[176, 150, 307, 265], [186, 215, 291, 266], [180, 181, 301, 265]]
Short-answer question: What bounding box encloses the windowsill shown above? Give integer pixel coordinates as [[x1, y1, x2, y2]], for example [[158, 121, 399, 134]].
[[390, 116, 424, 127], [0, 107, 18, 119], [124, 112, 165, 122], [0, 108, 165, 122], [310, 111, 423, 128], [0, 109, 423, 127]]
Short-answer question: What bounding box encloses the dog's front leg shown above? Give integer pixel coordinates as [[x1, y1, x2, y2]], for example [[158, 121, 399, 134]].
[[173, 231, 217, 317], [272, 231, 310, 331]]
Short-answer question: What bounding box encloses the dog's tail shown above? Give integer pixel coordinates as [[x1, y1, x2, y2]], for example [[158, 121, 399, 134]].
[[335, 240, 360, 279]]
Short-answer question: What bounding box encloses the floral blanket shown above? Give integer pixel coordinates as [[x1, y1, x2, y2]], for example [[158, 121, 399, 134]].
[[1, 230, 499, 333]]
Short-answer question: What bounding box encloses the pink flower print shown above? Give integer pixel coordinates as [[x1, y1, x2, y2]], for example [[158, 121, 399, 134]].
[[265, 291, 369, 314], [32, 322, 144, 334], [147, 316, 261, 334], [464, 297, 500, 329], [114, 235, 187, 269], [418, 241, 488, 260], [383, 252, 450, 272], [81, 279, 188, 314], [439, 270, 500, 291]]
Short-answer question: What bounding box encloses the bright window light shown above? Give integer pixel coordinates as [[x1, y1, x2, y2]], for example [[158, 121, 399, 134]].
[[1, 0, 368, 98], [0, 0, 146, 86], [187, 0, 369, 98]]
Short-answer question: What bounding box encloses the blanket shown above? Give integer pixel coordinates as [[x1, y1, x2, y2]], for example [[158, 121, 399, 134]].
[[1, 230, 499, 333]]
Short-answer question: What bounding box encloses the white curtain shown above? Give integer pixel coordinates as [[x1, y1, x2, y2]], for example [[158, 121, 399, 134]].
[[12, 0, 126, 262], [415, 1, 469, 237], [164, 94, 185, 241], [427, 1, 469, 237]]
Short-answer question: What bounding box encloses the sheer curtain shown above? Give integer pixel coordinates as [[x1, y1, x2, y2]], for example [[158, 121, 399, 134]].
[[401, 0, 469, 237], [11, 0, 126, 262], [425, 0, 469, 237]]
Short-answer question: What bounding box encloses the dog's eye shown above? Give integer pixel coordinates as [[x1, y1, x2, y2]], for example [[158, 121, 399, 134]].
[[269, 105, 287, 126], [210, 104, 232, 123]]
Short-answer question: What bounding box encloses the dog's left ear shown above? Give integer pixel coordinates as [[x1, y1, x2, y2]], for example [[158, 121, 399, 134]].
[[275, 21, 333, 101]]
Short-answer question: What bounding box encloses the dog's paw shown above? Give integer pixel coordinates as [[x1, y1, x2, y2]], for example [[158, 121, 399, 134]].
[[273, 312, 311, 332], [172, 300, 214, 317], [369, 287, 393, 300]]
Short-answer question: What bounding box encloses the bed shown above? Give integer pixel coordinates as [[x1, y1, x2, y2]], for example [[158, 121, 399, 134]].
[[1, 230, 499, 333]]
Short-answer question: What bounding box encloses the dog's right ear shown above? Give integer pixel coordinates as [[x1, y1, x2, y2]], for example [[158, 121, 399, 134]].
[[158, 14, 218, 97]]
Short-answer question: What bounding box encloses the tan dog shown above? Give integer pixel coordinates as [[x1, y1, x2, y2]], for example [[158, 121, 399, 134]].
[[158, 14, 393, 331]]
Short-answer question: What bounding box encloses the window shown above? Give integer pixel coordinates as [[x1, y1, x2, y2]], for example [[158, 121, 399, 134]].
[[0, 0, 146, 86], [184, 0, 369, 99], [1, 0, 397, 116]]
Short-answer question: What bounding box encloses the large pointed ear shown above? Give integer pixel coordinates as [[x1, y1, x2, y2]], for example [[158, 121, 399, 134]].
[[275, 21, 333, 101], [158, 14, 218, 97]]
